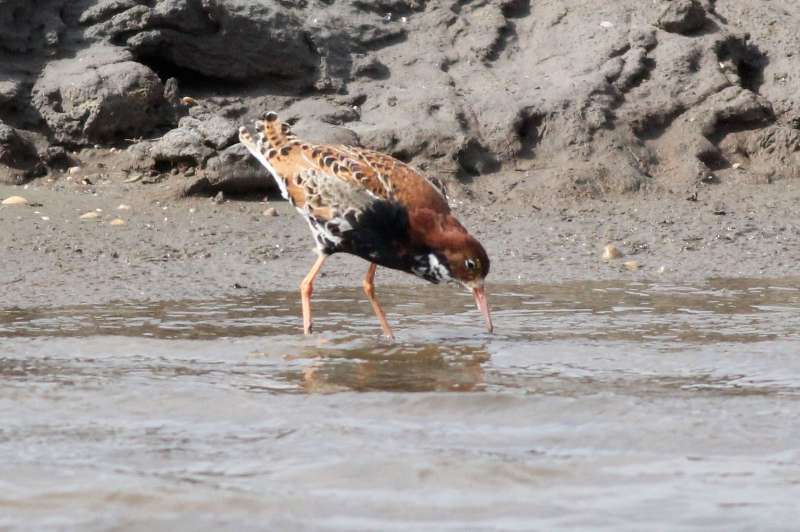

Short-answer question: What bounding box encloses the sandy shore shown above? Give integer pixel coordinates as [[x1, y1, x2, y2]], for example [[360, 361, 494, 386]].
[[2, 174, 799, 310]]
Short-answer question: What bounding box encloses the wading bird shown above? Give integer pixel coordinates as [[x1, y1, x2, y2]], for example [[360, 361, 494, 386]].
[[239, 113, 492, 339]]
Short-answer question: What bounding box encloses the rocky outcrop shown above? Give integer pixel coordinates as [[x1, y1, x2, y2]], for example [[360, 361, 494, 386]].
[[189, 143, 273, 195], [85, 0, 319, 83], [0, 121, 43, 183], [1, 0, 799, 198], [657, 0, 708, 35], [127, 112, 236, 166], [31, 47, 173, 146]]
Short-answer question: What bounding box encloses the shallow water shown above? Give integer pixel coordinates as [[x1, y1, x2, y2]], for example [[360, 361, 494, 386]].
[[2, 279, 800, 531]]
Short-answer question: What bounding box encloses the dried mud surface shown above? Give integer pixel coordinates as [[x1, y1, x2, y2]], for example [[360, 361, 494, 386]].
[[2, 173, 799, 310]]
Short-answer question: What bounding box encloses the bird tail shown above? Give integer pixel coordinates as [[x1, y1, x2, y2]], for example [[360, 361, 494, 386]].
[[237, 112, 296, 198], [255, 111, 297, 151]]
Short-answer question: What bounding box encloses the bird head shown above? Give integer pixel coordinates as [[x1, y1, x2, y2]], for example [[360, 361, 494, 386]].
[[438, 233, 493, 333], [408, 210, 493, 333]]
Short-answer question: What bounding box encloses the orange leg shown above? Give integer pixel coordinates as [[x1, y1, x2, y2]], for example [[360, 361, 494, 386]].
[[363, 263, 394, 339], [300, 255, 327, 335]]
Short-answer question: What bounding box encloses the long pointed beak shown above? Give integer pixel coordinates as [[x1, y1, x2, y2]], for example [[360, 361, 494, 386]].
[[472, 285, 494, 333]]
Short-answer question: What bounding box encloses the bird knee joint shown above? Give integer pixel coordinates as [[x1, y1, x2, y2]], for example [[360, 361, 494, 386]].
[[300, 280, 313, 296], [362, 280, 374, 298]]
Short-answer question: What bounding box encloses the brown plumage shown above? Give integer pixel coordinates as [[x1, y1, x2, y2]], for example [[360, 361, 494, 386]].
[[239, 112, 492, 338]]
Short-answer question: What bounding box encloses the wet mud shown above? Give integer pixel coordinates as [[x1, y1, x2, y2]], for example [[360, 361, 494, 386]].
[[2, 280, 799, 530]]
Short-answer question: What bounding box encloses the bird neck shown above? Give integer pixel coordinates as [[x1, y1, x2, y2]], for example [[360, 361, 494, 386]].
[[407, 208, 469, 251]]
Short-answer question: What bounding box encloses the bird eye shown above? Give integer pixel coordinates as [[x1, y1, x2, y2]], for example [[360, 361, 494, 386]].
[[464, 259, 478, 270]]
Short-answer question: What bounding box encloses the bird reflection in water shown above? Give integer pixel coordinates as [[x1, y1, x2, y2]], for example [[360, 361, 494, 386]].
[[278, 340, 490, 393]]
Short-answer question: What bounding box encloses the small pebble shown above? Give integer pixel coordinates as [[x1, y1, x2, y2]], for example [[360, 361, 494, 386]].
[[41, 216, 50, 221], [263, 207, 278, 217], [600, 20, 614, 28], [602, 244, 623, 260], [212, 191, 225, 204], [181, 96, 198, 106], [2, 196, 28, 205], [117, 204, 131, 210], [79, 211, 100, 220], [732, 162, 743, 169], [109, 218, 126, 226], [624, 260, 640, 271], [68, 166, 81, 175]]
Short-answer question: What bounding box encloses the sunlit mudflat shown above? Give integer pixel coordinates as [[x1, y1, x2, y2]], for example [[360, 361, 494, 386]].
[[2, 279, 800, 530]]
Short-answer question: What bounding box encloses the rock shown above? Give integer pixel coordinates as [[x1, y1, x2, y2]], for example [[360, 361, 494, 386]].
[[624, 260, 640, 271], [91, 1, 319, 83], [135, 114, 238, 171], [79, 211, 100, 220], [290, 120, 361, 147], [448, 2, 509, 62], [284, 99, 360, 128], [78, 0, 140, 25], [699, 87, 773, 138], [117, 204, 131, 210], [0, 0, 66, 55], [0, 79, 22, 114], [657, 0, 707, 35], [163, 77, 180, 103], [187, 143, 275, 196], [178, 115, 238, 151], [40, 146, 71, 169], [456, 139, 501, 176], [68, 166, 81, 175], [352, 56, 391, 80], [31, 45, 172, 145], [146, 127, 214, 168], [1, 195, 28, 205], [0, 123, 40, 170], [263, 207, 278, 217], [602, 244, 624, 260], [109, 218, 126, 226], [212, 191, 225, 204], [731, 125, 800, 179]]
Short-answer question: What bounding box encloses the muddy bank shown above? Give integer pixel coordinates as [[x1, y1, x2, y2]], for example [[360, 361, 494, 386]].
[[2, 0, 800, 201], [2, 0, 799, 311], [2, 174, 799, 310]]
